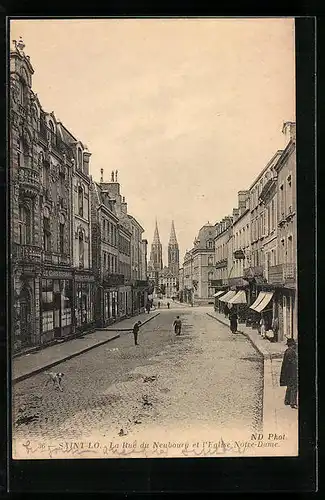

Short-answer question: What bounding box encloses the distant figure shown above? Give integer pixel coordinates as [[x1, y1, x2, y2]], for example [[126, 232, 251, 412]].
[[271, 316, 279, 342], [158, 301, 161, 309], [173, 316, 182, 336], [224, 304, 230, 318], [132, 321, 141, 346], [280, 338, 298, 408], [146, 303, 151, 314], [167, 302, 170, 309], [229, 310, 238, 334], [260, 316, 266, 339]]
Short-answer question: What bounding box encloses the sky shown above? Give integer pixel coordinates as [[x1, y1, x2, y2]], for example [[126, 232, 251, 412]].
[[10, 18, 295, 264]]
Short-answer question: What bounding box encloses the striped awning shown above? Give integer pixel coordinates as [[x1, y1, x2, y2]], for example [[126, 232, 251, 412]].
[[219, 290, 236, 303], [249, 292, 266, 311], [213, 290, 226, 298], [228, 290, 247, 305], [254, 291, 274, 312]]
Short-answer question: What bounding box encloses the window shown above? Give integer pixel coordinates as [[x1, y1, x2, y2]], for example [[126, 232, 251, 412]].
[[48, 121, 55, 145], [102, 219, 106, 240], [17, 139, 24, 168], [287, 174, 292, 213], [208, 255, 214, 266], [18, 205, 31, 245], [280, 184, 285, 218], [59, 221, 65, 254], [77, 148, 83, 170], [103, 252, 107, 270], [207, 240, 213, 249], [43, 216, 51, 251], [78, 186, 83, 217], [41, 279, 54, 333], [208, 271, 213, 282], [79, 231, 84, 268], [281, 238, 285, 264]]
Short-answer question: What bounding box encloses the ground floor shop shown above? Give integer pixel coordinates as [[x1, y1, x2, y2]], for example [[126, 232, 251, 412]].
[[13, 268, 96, 354]]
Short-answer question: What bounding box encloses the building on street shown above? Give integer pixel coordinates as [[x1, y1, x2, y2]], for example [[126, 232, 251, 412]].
[[10, 38, 97, 353]]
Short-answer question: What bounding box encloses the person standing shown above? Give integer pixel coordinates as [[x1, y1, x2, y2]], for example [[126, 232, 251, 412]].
[[229, 309, 238, 334], [132, 320, 142, 346], [271, 315, 279, 342], [158, 301, 161, 309], [260, 315, 266, 339], [280, 338, 298, 408], [173, 316, 182, 336], [146, 302, 151, 314], [167, 302, 170, 309]]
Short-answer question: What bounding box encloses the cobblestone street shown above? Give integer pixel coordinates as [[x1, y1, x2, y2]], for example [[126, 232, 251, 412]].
[[13, 307, 264, 457]]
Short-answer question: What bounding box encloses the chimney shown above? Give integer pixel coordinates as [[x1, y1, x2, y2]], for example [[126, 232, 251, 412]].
[[100, 169, 103, 183], [121, 195, 127, 215], [232, 208, 240, 220], [83, 151, 91, 176], [238, 190, 249, 214]]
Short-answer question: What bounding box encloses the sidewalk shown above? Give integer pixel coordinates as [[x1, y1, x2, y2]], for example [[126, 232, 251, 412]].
[[13, 312, 160, 384], [207, 309, 298, 450]]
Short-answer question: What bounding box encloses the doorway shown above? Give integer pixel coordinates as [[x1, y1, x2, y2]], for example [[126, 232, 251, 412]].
[[19, 287, 32, 348]]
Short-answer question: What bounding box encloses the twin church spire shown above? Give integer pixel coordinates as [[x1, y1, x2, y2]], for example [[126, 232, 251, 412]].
[[148, 219, 179, 275]]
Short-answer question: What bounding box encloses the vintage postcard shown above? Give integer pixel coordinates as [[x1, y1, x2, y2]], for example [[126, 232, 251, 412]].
[[9, 17, 298, 460]]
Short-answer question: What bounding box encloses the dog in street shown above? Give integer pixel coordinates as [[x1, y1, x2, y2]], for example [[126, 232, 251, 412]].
[[44, 371, 65, 392]]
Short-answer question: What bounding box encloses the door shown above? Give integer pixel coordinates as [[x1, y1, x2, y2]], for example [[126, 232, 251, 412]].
[[54, 292, 62, 338], [20, 288, 32, 348]]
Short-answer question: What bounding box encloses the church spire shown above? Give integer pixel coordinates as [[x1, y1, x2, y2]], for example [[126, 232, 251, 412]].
[[153, 219, 161, 244], [168, 220, 178, 245]]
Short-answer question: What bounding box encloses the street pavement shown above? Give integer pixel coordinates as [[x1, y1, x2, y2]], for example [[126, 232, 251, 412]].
[[13, 306, 265, 458]]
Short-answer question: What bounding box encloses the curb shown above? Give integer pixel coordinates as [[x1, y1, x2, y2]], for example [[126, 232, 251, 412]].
[[97, 312, 160, 331], [13, 334, 120, 384], [13, 313, 161, 384]]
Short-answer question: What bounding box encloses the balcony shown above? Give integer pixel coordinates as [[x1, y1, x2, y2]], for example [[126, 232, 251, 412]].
[[43, 252, 70, 266], [215, 258, 227, 269], [103, 272, 125, 287], [283, 263, 296, 280], [244, 266, 264, 278], [12, 244, 42, 264], [133, 279, 149, 288], [19, 167, 40, 196]]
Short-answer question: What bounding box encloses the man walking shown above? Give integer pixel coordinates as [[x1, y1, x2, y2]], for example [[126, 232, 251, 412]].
[[132, 320, 142, 346], [167, 302, 170, 309], [173, 316, 182, 336], [146, 302, 151, 314], [280, 338, 298, 408], [229, 309, 238, 334]]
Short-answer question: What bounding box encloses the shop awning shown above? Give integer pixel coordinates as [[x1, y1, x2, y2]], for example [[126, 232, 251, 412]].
[[228, 290, 247, 304], [213, 290, 226, 298], [249, 292, 266, 311], [219, 290, 236, 303], [254, 291, 274, 313]]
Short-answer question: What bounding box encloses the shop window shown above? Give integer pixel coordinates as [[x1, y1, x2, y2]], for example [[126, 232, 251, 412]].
[[78, 186, 84, 217], [18, 204, 31, 245], [41, 279, 54, 333]]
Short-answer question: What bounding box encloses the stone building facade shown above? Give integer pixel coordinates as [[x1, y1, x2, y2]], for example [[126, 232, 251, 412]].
[[10, 38, 95, 353]]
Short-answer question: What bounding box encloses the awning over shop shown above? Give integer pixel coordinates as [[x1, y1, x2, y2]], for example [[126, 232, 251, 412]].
[[249, 292, 266, 311], [254, 291, 274, 313], [228, 290, 247, 304], [213, 290, 226, 298], [219, 290, 236, 303]]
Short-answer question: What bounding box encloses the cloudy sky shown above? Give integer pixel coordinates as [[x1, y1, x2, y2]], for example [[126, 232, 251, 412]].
[[11, 18, 295, 263]]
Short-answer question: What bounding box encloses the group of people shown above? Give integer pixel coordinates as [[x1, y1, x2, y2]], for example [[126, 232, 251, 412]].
[[131, 315, 182, 346]]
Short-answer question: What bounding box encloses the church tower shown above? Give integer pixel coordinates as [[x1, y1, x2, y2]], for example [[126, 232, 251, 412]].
[[149, 219, 163, 273], [168, 220, 179, 277]]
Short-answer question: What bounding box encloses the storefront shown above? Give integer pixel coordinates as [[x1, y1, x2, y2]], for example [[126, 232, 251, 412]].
[[249, 290, 274, 334], [41, 277, 73, 342]]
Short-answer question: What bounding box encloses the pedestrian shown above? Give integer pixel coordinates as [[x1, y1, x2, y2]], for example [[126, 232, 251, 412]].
[[271, 316, 279, 342], [167, 302, 170, 309], [132, 320, 142, 346], [173, 316, 182, 336], [224, 304, 230, 318], [146, 302, 151, 314], [229, 309, 238, 334], [158, 301, 161, 309], [260, 315, 266, 338], [280, 338, 298, 409]]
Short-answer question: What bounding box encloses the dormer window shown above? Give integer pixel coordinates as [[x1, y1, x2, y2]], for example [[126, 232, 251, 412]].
[[48, 121, 55, 145], [77, 148, 83, 170], [207, 240, 214, 249]]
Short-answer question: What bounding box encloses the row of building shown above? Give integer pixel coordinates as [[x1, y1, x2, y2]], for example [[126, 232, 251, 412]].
[[10, 38, 149, 353], [178, 121, 297, 342]]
